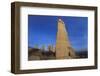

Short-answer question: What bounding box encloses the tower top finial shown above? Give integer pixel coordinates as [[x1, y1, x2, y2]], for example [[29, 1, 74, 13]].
[[58, 18, 62, 21], [58, 18, 64, 24]]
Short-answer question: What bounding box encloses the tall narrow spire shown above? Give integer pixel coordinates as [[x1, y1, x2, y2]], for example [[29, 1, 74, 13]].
[[56, 19, 76, 59]]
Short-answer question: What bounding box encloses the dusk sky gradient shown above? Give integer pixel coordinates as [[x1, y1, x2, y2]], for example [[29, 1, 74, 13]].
[[28, 15, 88, 51]]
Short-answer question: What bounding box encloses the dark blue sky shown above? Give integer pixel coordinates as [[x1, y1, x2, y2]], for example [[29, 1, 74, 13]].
[[28, 15, 88, 51]]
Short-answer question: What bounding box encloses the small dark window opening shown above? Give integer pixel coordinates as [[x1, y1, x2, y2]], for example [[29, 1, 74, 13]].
[[69, 52, 70, 56]]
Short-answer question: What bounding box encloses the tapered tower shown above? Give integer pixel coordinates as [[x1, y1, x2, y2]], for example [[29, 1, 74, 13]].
[[56, 19, 76, 59]]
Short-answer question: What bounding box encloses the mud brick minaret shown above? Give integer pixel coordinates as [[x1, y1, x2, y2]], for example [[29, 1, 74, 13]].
[[56, 19, 76, 59]]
